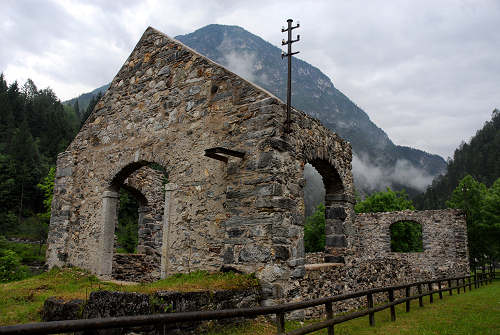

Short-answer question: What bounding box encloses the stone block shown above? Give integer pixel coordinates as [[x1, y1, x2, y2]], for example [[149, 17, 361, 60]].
[[238, 245, 271, 263], [325, 207, 347, 220], [273, 245, 290, 261], [324, 255, 344, 263], [56, 167, 73, 177], [325, 235, 347, 247], [325, 220, 344, 235], [223, 247, 234, 264]]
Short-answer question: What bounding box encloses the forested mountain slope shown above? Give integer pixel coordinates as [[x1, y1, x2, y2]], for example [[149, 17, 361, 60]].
[[415, 109, 500, 209], [0, 74, 78, 230]]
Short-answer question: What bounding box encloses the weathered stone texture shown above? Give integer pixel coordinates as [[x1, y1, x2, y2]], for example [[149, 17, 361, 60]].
[[46, 26, 469, 310], [42, 288, 260, 333], [295, 209, 469, 318], [353, 209, 469, 276]]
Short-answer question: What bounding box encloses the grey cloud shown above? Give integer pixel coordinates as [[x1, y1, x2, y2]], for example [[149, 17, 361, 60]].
[[1, 0, 498, 159], [352, 153, 435, 194]]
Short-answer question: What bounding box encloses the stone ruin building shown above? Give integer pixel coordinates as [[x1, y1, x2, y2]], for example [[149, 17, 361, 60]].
[[46, 27, 469, 308]]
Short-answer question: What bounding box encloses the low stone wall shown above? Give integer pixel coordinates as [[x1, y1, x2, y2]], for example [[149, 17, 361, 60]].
[[112, 254, 158, 282], [42, 287, 261, 333], [297, 255, 468, 318]]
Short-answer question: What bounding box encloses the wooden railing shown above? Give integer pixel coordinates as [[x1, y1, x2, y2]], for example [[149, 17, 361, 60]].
[[0, 270, 495, 335]]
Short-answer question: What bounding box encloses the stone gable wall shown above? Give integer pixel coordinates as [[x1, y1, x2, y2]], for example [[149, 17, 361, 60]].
[[46, 27, 354, 303]]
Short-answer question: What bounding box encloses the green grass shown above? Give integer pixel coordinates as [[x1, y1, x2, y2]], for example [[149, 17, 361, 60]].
[[0, 268, 258, 326], [202, 279, 500, 335]]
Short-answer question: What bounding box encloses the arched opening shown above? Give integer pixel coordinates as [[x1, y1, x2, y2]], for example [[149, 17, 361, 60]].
[[99, 161, 168, 281], [390, 220, 423, 252], [303, 159, 347, 263], [303, 163, 325, 253], [115, 185, 145, 254]]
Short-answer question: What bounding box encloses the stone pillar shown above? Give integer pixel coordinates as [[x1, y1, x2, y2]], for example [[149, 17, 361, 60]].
[[98, 190, 119, 278], [324, 194, 348, 263], [136, 206, 148, 254], [46, 151, 73, 269], [161, 183, 178, 279]]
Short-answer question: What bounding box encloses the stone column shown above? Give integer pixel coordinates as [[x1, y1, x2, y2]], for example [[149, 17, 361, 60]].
[[324, 194, 348, 263], [46, 151, 73, 269], [161, 183, 178, 279], [98, 190, 119, 278], [136, 206, 148, 254]]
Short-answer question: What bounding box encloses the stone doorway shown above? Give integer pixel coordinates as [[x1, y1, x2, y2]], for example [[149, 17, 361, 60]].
[[98, 161, 168, 281]]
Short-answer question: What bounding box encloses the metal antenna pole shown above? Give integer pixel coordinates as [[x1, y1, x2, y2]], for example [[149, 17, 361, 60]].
[[281, 18, 300, 133]]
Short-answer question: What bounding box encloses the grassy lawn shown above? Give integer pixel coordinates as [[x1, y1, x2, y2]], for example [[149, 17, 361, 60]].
[[203, 279, 500, 335], [0, 267, 258, 326]]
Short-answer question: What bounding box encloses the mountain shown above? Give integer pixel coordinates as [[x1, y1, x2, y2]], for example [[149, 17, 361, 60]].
[[67, 24, 447, 196], [415, 109, 500, 209], [176, 25, 445, 195], [63, 83, 109, 113]]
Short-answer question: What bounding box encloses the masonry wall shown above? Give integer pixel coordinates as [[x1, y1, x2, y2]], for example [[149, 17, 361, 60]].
[[295, 209, 470, 317], [46, 26, 469, 310], [46, 27, 354, 303]]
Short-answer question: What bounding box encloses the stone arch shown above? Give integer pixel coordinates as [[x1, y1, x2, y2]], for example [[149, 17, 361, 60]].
[[389, 220, 424, 253], [305, 158, 351, 263], [98, 160, 168, 280]]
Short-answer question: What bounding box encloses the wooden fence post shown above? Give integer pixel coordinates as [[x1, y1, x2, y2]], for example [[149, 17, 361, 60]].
[[276, 312, 285, 334], [468, 276, 472, 291], [428, 282, 433, 303], [448, 279, 453, 295], [457, 279, 460, 294], [438, 281, 443, 299], [418, 284, 424, 307], [405, 286, 411, 312], [388, 288, 396, 321], [367, 293, 374, 326], [325, 302, 334, 335]]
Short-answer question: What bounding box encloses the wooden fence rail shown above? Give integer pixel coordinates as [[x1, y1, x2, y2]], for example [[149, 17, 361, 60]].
[[0, 270, 495, 335]]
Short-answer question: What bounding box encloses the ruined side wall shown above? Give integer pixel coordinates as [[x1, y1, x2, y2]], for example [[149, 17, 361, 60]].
[[296, 209, 470, 318], [353, 209, 469, 276]]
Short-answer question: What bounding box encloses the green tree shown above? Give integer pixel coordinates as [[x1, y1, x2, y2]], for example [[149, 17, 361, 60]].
[[304, 203, 325, 252], [390, 221, 423, 252], [34, 167, 55, 254], [73, 99, 80, 121], [355, 188, 414, 213], [116, 188, 139, 253], [482, 178, 500, 264], [447, 175, 500, 268], [9, 120, 41, 222], [446, 175, 485, 267]]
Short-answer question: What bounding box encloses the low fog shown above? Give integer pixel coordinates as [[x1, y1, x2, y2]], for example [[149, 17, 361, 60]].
[[303, 155, 435, 216]]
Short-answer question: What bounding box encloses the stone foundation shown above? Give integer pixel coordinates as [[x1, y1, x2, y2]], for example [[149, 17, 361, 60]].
[[42, 288, 261, 333]]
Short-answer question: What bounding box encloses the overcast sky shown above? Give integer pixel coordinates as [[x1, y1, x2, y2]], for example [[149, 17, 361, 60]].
[[1, 0, 498, 159]]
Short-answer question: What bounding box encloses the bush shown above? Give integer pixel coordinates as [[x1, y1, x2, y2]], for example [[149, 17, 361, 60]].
[[0, 249, 29, 282]]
